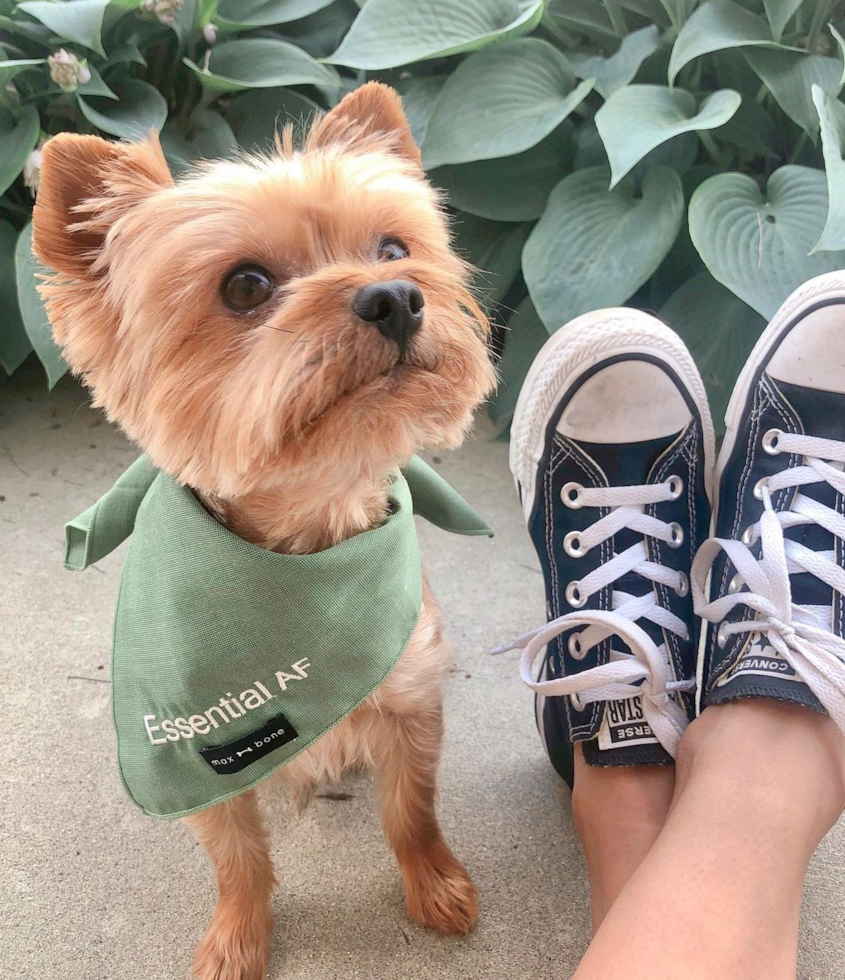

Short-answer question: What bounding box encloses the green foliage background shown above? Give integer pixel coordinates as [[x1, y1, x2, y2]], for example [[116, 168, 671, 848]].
[[1, 0, 845, 432]]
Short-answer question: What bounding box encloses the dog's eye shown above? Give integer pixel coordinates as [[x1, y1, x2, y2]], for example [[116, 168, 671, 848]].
[[222, 265, 274, 312], [377, 239, 409, 262]]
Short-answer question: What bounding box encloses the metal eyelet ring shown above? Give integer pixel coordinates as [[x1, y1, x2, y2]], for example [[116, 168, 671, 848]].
[[561, 482, 584, 509], [570, 692, 585, 711], [668, 522, 684, 548], [728, 574, 743, 594], [565, 580, 587, 608], [666, 475, 684, 500], [717, 623, 730, 649], [741, 524, 757, 546], [748, 631, 761, 645], [753, 477, 769, 500], [762, 428, 783, 455], [564, 531, 588, 558], [568, 632, 586, 660], [675, 571, 689, 597]]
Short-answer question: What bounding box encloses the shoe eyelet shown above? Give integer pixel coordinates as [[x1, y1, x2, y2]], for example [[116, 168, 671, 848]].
[[561, 482, 584, 509], [753, 477, 769, 500], [717, 623, 730, 649], [568, 632, 586, 660], [741, 524, 757, 546], [564, 531, 588, 558], [565, 580, 587, 608], [570, 692, 585, 711], [762, 428, 783, 455], [666, 475, 684, 500], [675, 571, 689, 597], [728, 574, 743, 594], [668, 522, 684, 548]]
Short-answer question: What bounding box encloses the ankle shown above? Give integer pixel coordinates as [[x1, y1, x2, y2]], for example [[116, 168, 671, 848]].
[[676, 701, 845, 842], [571, 746, 675, 928], [572, 753, 675, 836]]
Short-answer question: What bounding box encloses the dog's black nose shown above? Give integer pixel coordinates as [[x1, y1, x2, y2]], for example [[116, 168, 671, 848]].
[[353, 280, 424, 353]]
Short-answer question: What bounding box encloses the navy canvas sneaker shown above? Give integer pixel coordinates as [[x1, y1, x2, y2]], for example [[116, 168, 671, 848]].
[[499, 309, 715, 785], [693, 272, 845, 734]]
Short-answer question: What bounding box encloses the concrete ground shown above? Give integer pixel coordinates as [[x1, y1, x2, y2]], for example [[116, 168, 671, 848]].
[[2, 359, 844, 980]]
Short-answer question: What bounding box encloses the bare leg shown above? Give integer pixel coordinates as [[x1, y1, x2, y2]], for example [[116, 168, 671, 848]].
[[571, 745, 675, 929], [373, 705, 478, 934], [185, 790, 276, 980], [574, 702, 845, 980]]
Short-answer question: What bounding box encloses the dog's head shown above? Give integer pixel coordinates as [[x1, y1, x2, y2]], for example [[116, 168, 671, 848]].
[[33, 83, 495, 498]]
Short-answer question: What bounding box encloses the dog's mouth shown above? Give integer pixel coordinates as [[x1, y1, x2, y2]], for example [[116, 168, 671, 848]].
[[291, 355, 429, 441]]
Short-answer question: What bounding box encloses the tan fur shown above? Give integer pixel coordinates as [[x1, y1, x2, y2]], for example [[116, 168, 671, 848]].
[[33, 82, 495, 979]]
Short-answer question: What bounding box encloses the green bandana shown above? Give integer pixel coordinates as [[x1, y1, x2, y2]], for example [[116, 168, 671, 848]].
[[66, 456, 490, 820]]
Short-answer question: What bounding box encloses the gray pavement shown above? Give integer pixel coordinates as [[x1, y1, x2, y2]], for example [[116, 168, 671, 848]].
[[2, 360, 843, 980]]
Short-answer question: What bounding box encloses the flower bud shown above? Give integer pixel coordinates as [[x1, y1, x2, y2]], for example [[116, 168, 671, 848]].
[[23, 140, 46, 198], [48, 49, 91, 93], [140, 0, 184, 26], [203, 23, 218, 46]]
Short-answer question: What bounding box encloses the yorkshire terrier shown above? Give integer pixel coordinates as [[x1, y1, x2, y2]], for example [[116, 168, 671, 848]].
[[32, 82, 495, 980]]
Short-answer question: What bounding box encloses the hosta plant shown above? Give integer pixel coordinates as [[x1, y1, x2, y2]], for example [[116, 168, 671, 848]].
[[1, 0, 844, 434]]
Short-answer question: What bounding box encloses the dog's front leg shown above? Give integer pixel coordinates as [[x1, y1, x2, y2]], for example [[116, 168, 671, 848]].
[[374, 705, 478, 934], [185, 790, 276, 980]]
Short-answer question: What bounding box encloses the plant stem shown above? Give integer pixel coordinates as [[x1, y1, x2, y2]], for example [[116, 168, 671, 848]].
[[658, 0, 678, 32], [698, 130, 726, 167], [788, 131, 809, 164], [604, 0, 627, 37], [0, 195, 33, 217], [806, 0, 838, 51]]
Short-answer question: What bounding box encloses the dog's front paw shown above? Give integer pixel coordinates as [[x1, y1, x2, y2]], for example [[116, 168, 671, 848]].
[[402, 841, 479, 935], [192, 903, 273, 980]]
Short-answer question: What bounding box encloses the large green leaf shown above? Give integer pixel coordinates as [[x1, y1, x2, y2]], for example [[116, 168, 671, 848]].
[[489, 297, 551, 424], [811, 86, 845, 254], [279, 1, 359, 61], [78, 79, 167, 140], [569, 25, 661, 99], [216, 0, 335, 31], [0, 105, 40, 198], [668, 0, 799, 85], [453, 214, 532, 305], [226, 88, 320, 152], [688, 165, 845, 319], [0, 58, 44, 88], [15, 223, 66, 389], [744, 48, 842, 139], [762, 0, 804, 42], [161, 110, 238, 170], [328, 0, 545, 70], [184, 38, 340, 93], [596, 85, 740, 187], [397, 75, 447, 149], [0, 221, 31, 376], [433, 124, 573, 223], [659, 270, 765, 428], [422, 39, 593, 169], [524, 166, 684, 331], [75, 64, 118, 100], [17, 0, 110, 57]]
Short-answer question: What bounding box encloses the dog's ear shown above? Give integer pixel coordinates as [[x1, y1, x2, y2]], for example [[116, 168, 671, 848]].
[[311, 82, 421, 169], [33, 132, 173, 278]]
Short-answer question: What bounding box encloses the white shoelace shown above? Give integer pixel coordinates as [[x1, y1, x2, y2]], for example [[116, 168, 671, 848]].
[[692, 431, 845, 735], [493, 480, 695, 757]]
